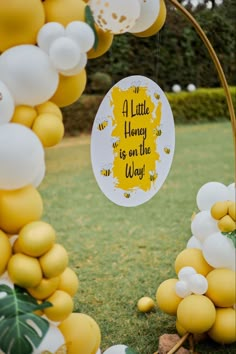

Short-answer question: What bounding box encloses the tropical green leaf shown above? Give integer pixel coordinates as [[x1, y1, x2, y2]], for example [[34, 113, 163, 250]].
[[222, 230, 236, 247], [125, 347, 140, 354], [0, 285, 52, 354], [85, 5, 99, 50]]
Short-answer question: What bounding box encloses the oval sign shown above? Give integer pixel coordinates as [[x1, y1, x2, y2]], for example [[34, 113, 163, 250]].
[[91, 75, 175, 207]]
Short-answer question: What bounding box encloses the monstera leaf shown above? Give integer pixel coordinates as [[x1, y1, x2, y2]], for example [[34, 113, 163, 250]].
[[0, 284, 52, 354], [223, 230, 236, 247], [125, 348, 139, 354]]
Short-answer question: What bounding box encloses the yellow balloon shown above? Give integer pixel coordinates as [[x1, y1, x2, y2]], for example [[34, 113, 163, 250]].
[[8, 253, 43, 288], [206, 268, 236, 307], [51, 70, 87, 107], [177, 294, 216, 334], [43, 0, 85, 26], [175, 248, 213, 277], [36, 101, 63, 120], [59, 313, 101, 354], [44, 290, 74, 322], [87, 26, 114, 59], [0, 0, 45, 52], [0, 185, 43, 234], [0, 230, 12, 275], [208, 308, 236, 344], [176, 319, 188, 337], [134, 0, 167, 38], [137, 297, 155, 313], [39, 243, 68, 278], [11, 105, 38, 128], [58, 267, 79, 297], [156, 278, 182, 316], [32, 113, 65, 147]]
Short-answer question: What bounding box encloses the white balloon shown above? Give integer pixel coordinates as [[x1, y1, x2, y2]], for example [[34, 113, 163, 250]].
[[0, 272, 14, 289], [129, 0, 160, 33], [227, 183, 235, 202], [37, 22, 65, 53], [0, 81, 15, 125], [103, 344, 128, 354], [178, 266, 197, 282], [0, 45, 59, 106], [33, 324, 65, 354], [191, 210, 219, 242], [66, 21, 95, 53], [172, 84, 181, 93], [0, 123, 45, 190], [175, 280, 192, 298], [60, 52, 87, 76], [196, 181, 230, 211], [31, 161, 46, 188], [187, 83, 196, 92], [186, 236, 202, 249], [188, 274, 208, 294], [49, 36, 81, 71], [89, 0, 141, 34], [96, 349, 101, 354], [202, 232, 235, 269]]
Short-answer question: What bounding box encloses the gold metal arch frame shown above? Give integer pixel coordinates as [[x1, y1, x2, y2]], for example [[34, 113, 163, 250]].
[[169, 0, 236, 183]]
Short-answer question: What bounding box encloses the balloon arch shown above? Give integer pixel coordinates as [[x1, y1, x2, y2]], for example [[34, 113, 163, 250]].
[[0, 1, 235, 353]]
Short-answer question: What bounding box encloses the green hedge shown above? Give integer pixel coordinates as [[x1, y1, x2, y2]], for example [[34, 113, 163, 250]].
[[62, 87, 236, 135]]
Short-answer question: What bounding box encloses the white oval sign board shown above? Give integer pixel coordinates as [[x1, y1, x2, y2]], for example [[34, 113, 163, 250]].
[[91, 75, 175, 207]]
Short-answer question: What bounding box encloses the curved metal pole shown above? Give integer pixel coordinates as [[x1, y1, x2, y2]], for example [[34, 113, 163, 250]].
[[168, 0, 236, 181]]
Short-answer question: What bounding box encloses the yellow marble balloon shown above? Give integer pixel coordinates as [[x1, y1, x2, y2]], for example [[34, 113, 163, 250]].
[[43, 0, 86, 26], [0, 0, 45, 52], [51, 70, 87, 107]]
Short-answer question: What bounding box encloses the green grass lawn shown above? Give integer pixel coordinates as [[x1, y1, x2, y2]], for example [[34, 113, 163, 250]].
[[39, 121, 235, 354]]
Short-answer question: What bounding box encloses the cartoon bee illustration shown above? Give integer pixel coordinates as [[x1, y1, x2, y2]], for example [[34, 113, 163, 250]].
[[97, 118, 108, 131], [124, 192, 131, 198], [164, 147, 171, 154], [153, 127, 162, 137], [112, 137, 120, 149], [131, 80, 141, 94], [149, 170, 158, 182], [100, 164, 112, 177], [154, 92, 160, 100]]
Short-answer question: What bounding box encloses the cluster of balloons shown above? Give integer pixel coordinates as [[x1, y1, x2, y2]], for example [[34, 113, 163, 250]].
[[156, 181, 236, 345], [0, 0, 168, 353]]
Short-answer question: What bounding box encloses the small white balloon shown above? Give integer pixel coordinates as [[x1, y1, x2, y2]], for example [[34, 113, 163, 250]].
[[191, 210, 219, 243], [66, 21, 95, 53], [103, 344, 128, 354], [129, 0, 160, 33], [196, 181, 230, 211], [175, 280, 192, 298], [49, 36, 81, 71], [172, 84, 181, 93], [33, 324, 65, 354], [227, 183, 235, 202], [178, 266, 197, 282], [0, 45, 59, 106], [202, 232, 235, 269], [37, 22, 65, 53], [96, 349, 101, 354], [188, 273, 208, 294], [0, 272, 14, 289], [187, 83, 196, 92], [31, 161, 46, 188], [0, 123, 45, 190], [60, 52, 87, 76], [0, 81, 15, 125], [89, 0, 141, 34], [186, 236, 202, 249]]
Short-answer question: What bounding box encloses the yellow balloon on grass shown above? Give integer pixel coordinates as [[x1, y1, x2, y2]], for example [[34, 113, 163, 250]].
[[87, 26, 114, 59], [43, 0, 86, 26], [206, 268, 236, 307], [8, 253, 42, 288], [175, 248, 213, 277], [177, 294, 216, 334], [44, 290, 74, 322], [137, 297, 155, 313], [156, 279, 182, 315], [27, 276, 60, 300], [0, 0, 45, 52], [134, 0, 167, 38], [11, 105, 38, 128], [39, 243, 68, 278], [0, 185, 43, 234], [18, 221, 56, 257], [36, 101, 63, 120], [0, 230, 12, 275], [58, 267, 79, 297], [208, 308, 236, 344], [32, 113, 65, 147], [59, 313, 101, 354], [51, 70, 87, 107]]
